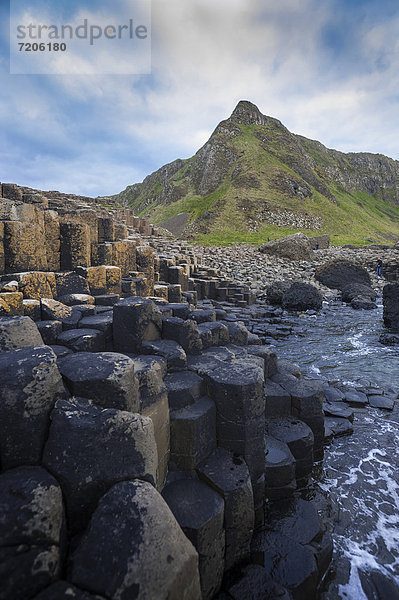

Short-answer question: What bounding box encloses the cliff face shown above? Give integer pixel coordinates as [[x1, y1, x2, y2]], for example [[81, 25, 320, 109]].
[[113, 101, 399, 242]]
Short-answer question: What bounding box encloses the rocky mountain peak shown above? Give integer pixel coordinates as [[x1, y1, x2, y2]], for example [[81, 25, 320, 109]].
[[230, 100, 268, 126]]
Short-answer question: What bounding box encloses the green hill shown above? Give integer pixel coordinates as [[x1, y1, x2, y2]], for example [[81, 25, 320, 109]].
[[113, 100, 399, 246]]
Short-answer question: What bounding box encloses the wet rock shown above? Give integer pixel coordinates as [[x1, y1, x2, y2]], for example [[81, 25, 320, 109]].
[[344, 389, 369, 406], [251, 530, 318, 599], [165, 370, 205, 410], [276, 378, 324, 460], [70, 480, 201, 600], [367, 395, 395, 410], [359, 568, 399, 600], [379, 332, 399, 346], [42, 397, 157, 533], [324, 416, 353, 437], [265, 418, 314, 486], [282, 283, 322, 312], [0, 315, 43, 351], [383, 283, 399, 331], [197, 448, 254, 570], [264, 435, 296, 499], [315, 259, 371, 291], [113, 297, 162, 353], [162, 478, 225, 599], [141, 339, 187, 371], [224, 564, 292, 600], [323, 386, 345, 403], [0, 345, 64, 469], [323, 401, 354, 422], [170, 396, 216, 470], [0, 466, 64, 600], [58, 352, 139, 411]]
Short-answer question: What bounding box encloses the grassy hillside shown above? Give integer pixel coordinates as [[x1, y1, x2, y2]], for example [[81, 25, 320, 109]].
[[113, 101, 399, 246]]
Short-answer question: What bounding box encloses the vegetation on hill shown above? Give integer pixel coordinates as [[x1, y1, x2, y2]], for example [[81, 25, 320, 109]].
[[113, 101, 399, 246]]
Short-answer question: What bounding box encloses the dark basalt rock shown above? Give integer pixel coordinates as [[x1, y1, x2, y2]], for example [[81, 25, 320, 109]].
[[367, 395, 395, 410], [197, 448, 254, 571], [315, 259, 371, 291], [0, 315, 43, 351], [0, 466, 64, 600], [341, 283, 377, 303], [266, 281, 293, 306], [58, 351, 139, 411], [282, 283, 322, 312], [350, 296, 376, 310], [37, 319, 62, 345], [324, 416, 353, 438], [57, 328, 105, 352], [33, 581, 106, 600], [170, 396, 216, 470], [165, 370, 205, 410], [70, 480, 201, 600], [0, 345, 65, 469], [224, 564, 292, 600], [383, 283, 399, 331], [113, 296, 162, 353], [265, 418, 314, 486], [141, 338, 187, 371], [162, 316, 203, 355], [43, 397, 157, 533], [162, 478, 225, 599]]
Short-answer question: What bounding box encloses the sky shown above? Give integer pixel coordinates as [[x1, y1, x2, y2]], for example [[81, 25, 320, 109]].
[[1, 0, 399, 197]]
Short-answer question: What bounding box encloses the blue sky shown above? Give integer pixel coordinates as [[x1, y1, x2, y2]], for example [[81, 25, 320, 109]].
[[1, 0, 399, 197]]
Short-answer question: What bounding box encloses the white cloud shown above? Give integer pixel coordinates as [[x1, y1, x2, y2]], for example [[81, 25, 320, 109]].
[[2, 0, 399, 197]]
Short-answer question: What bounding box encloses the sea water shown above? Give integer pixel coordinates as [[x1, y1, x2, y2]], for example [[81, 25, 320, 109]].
[[271, 299, 399, 598]]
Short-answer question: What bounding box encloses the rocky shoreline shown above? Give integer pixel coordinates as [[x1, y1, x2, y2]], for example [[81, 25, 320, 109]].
[[1, 181, 399, 599]]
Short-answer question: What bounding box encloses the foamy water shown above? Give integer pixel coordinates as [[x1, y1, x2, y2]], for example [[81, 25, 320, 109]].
[[271, 299, 399, 597]]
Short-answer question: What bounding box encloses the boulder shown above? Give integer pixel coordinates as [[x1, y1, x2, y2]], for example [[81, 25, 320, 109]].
[[260, 233, 314, 261], [0, 346, 65, 469], [315, 259, 371, 291], [0, 315, 43, 351], [165, 370, 205, 410], [266, 281, 292, 306], [383, 283, 399, 330], [341, 283, 377, 303], [163, 478, 225, 599], [58, 352, 139, 411], [282, 282, 323, 311], [70, 480, 201, 600], [42, 397, 157, 533], [0, 466, 64, 600]]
